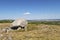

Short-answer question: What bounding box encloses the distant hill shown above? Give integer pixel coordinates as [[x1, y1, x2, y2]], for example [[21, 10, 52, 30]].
[[0, 19, 14, 23], [0, 19, 60, 23], [28, 19, 60, 25], [28, 19, 60, 22]]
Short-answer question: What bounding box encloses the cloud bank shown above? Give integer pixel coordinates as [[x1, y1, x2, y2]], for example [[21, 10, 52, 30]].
[[24, 12, 31, 15]]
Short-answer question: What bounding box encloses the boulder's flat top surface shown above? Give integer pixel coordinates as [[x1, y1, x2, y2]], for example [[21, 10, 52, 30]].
[[12, 18, 28, 27]]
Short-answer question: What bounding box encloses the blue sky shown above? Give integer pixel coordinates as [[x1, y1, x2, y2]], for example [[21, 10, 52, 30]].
[[0, 0, 60, 20]]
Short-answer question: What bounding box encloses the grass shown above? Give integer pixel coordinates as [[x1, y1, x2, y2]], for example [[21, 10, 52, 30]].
[[28, 21, 60, 25], [0, 23, 60, 40]]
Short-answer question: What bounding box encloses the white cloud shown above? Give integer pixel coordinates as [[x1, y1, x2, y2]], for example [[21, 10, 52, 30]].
[[24, 12, 31, 15]]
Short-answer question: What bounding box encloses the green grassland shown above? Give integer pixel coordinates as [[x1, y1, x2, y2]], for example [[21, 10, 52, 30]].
[[0, 20, 60, 40]]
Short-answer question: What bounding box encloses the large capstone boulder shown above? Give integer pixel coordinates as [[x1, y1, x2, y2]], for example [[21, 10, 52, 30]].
[[10, 18, 28, 31]]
